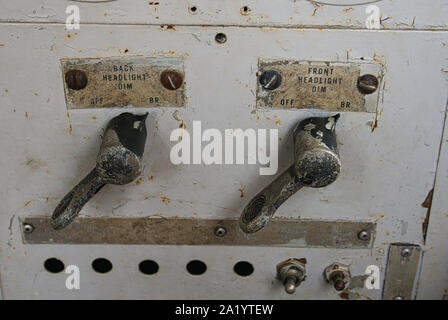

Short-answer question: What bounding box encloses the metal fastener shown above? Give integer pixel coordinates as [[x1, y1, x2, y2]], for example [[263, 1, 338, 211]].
[[394, 295, 404, 300], [23, 223, 34, 234], [160, 70, 183, 90], [277, 258, 306, 295], [357, 74, 379, 94], [259, 70, 282, 90], [65, 69, 88, 90], [324, 263, 351, 291], [358, 229, 370, 241], [214, 226, 227, 237], [401, 248, 412, 258], [215, 33, 227, 44]]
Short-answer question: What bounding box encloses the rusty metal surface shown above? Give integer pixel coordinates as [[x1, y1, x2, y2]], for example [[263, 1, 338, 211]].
[[382, 243, 422, 300], [256, 60, 382, 112], [20, 216, 375, 248], [61, 56, 185, 109]]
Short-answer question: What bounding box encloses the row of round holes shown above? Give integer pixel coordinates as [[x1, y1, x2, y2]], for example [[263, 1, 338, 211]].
[[189, 6, 250, 15], [44, 258, 254, 277]]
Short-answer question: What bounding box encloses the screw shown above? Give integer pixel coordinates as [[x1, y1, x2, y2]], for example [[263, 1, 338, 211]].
[[401, 248, 412, 258], [23, 223, 34, 234], [358, 229, 370, 241], [214, 226, 227, 237], [215, 33, 227, 44], [259, 70, 282, 90], [394, 295, 404, 300], [357, 74, 379, 94], [65, 70, 88, 90], [160, 70, 183, 90]]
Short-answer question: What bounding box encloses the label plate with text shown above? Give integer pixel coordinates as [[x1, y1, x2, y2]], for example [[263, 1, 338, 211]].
[[256, 60, 382, 112], [61, 56, 185, 109]]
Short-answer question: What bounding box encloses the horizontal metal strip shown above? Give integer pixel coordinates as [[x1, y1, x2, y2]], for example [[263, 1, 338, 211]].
[[20, 216, 375, 248]]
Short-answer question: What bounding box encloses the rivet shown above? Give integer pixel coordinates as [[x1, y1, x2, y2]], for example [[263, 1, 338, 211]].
[[23, 223, 34, 234], [357, 229, 370, 241], [214, 226, 227, 237]]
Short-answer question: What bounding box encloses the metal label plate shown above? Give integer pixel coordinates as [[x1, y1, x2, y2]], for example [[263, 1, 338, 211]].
[[61, 56, 185, 109], [20, 216, 375, 248], [256, 60, 382, 112], [382, 243, 422, 300]]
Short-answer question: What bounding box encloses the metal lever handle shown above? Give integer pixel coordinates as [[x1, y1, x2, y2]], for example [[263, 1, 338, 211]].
[[240, 114, 341, 234], [51, 112, 148, 230]]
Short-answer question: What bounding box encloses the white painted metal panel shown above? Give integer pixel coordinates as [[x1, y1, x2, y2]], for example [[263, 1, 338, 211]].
[[0, 5, 447, 299], [417, 103, 448, 300], [0, 0, 447, 30]]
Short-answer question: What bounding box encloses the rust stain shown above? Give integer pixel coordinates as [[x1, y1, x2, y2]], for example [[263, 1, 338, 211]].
[[66, 111, 73, 134], [24, 200, 31, 206], [148, 175, 154, 181], [135, 177, 142, 185], [4, 88, 8, 93], [67, 34, 71, 38], [342, 7, 353, 14], [25, 111, 29, 118], [92, 116, 97, 120], [238, 187, 245, 198], [161, 25, 176, 30], [161, 196, 171, 204], [422, 188, 434, 242]]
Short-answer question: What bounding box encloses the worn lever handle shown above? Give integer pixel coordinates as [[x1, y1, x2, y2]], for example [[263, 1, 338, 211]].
[[51, 112, 148, 230], [239, 114, 341, 234]]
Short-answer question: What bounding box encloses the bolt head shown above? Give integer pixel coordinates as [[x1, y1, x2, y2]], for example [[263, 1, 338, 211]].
[[358, 230, 371, 241], [394, 295, 404, 300], [214, 226, 227, 237], [259, 70, 282, 90], [160, 70, 183, 90], [65, 70, 88, 90], [401, 248, 412, 258], [23, 223, 34, 234], [357, 74, 379, 94]]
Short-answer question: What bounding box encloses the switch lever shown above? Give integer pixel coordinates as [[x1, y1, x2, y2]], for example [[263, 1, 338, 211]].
[[51, 112, 148, 230], [240, 115, 341, 233]]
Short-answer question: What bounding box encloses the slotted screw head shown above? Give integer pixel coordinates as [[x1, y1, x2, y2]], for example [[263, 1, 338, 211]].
[[160, 70, 183, 90], [357, 74, 379, 94], [259, 70, 282, 90], [65, 70, 88, 90]]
